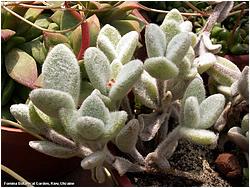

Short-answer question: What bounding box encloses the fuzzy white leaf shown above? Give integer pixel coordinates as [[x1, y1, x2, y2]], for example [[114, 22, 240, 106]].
[[110, 59, 123, 80], [144, 57, 179, 80], [184, 97, 200, 128], [133, 71, 158, 109], [30, 89, 75, 118], [84, 47, 111, 95], [166, 32, 191, 65], [180, 21, 192, 32], [198, 94, 225, 129], [161, 9, 184, 24], [116, 31, 139, 64], [29, 141, 77, 158], [76, 116, 105, 141], [109, 60, 143, 102], [183, 77, 206, 104], [10, 104, 38, 133], [145, 23, 166, 57], [180, 127, 218, 145], [102, 111, 127, 141], [116, 119, 140, 153], [98, 24, 121, 47], [42, 44, 80, 105], [196, 52, 217, 74], [160, 20, 181, 46], [79, 91, 110, 124], [97, 35, 117, 62]]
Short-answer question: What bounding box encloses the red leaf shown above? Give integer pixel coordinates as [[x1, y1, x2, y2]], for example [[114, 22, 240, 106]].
[[1, 29, 16, 41]]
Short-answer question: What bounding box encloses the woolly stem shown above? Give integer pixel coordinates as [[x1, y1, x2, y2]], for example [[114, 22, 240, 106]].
[[1, 164, 33, 187], [129, 148, 145, 165], [155, 126, 182, 158], [45, 129, 76, 149], [121, 96, 134, 120], [156, 79, 165, 109]]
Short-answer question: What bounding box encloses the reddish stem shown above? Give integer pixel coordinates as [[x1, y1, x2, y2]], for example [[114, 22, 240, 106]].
[[64, 2, 90, 60], [77, 21, 90, 60]]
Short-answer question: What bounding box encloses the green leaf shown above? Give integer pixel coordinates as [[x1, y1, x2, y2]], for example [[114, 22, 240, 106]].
[[145, 23, 166, 57], [30, 89, 75, 118], [166, 32, 191, 65], [109, 60, 143, 102], [29, 141, 77, 158], [87, 14, 101, 47], [180, 127, 218, 145], [20, 38, 47, 65], [42, 44, 80, 105], [183, 97, 200, 128], [144, 57, 179, 80], [28, 102, 50, 134], [111, 19, 141, 35], [69, 25, 82, 55], [29, 102, 65, 135], [5, 48, 37, 88], [241, 114, 249, 134], [84, 47, 111, 95], [133, 71, 158, 109], [78, 91, 110, 124], [10, 104, 38, 133], [198, 94, 225, 129], [115, 119, 140, 153], [78, 81, 94, 105], [76, 116, 105, 140], [50, 10, 63, 25], [16, 8, 44, 35], [60, 10, 79, 30], [81, 151, 105, 169], [43, 32, 70, 49], [24, 14, 51, 41], [116, 31, 139, 64], [103, 111, 127, 141], [183, 77, 206, 104]]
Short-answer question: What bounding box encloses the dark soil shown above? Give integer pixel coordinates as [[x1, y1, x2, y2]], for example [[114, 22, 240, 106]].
[[127, 140, 247, 187]]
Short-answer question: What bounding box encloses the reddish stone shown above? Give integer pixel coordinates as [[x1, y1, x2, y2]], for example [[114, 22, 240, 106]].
[[215, 153, 241, 178]]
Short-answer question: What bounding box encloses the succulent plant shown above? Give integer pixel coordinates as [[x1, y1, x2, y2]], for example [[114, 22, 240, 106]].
[[10, 44, 129, 183], [84, 24, 143, 109], [7, 4, 248, 185]]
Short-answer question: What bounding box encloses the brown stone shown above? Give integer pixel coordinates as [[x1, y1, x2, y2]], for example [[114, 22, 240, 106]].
[[215, 153, 241, 178]]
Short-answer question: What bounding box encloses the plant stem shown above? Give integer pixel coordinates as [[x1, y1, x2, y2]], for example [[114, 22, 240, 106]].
[[1, 119, 44, 140], [1, 164, 33, 187], [155, 126, 181, 158], [121, 96, 134, 120], [2, 5, 84, 33], [156, 79, 165, 108], [138, 3, 206, 17], [184, 1, 208, 16], [45, 129, 76, 149]]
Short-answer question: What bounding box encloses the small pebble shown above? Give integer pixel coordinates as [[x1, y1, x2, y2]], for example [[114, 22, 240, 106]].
[[215, 153, 241, 178]]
